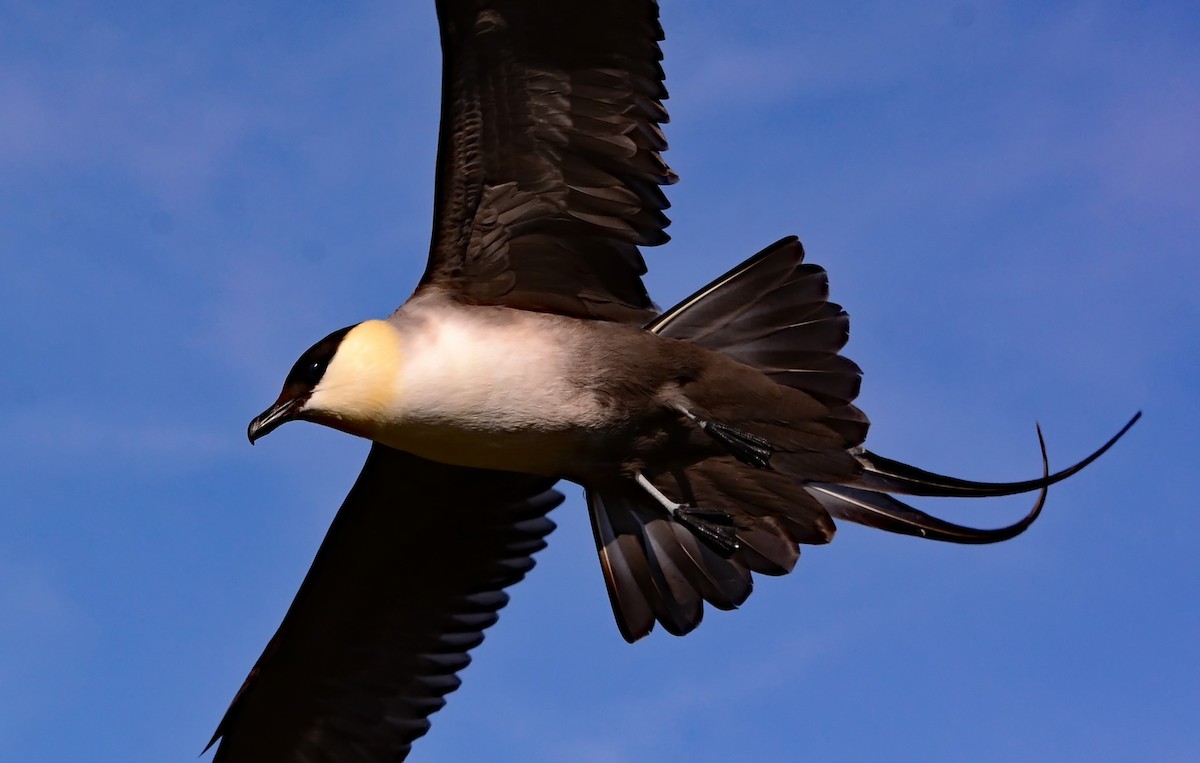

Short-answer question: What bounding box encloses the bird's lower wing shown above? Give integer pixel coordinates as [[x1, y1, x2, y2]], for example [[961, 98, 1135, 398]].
[[206, 445, 562, 762]]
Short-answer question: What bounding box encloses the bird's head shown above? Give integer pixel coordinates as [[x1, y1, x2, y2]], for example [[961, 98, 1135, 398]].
[[247, 319, 404, 444]]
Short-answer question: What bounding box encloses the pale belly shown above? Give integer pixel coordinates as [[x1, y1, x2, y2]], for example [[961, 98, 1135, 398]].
[[367, 305, 622, 477], [372, 419, 599, 477]]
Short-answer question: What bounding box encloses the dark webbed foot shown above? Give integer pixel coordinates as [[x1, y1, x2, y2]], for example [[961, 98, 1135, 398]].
[[634, 473, 741, 556], [677, 406, 776, 468], [672, 507, 741, 557]]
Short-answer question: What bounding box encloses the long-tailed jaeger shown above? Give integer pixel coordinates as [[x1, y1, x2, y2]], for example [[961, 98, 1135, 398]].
[[208, 1, 1139, 760]]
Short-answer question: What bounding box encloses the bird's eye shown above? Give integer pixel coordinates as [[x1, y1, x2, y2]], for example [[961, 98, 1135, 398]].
[[303, 360, 326, 385]]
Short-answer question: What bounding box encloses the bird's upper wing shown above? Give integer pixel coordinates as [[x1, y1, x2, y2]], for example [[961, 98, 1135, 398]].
[[417, 0, 676, 323], [206, 445, 562, 762]]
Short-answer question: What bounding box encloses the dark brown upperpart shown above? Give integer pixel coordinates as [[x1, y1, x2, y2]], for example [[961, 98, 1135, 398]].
[[420, 0, 674, 323], [208, 448, 561, 762]]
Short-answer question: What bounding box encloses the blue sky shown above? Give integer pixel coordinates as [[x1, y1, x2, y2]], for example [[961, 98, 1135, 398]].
[[2, 2, 1197, 761]]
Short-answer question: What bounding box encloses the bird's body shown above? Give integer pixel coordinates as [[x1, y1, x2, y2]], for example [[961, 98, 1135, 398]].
[[208, 2, 1139, 760], [305, 288, 858, 488], [324, 299, 614, 478], [248, 232, 1132, 648]]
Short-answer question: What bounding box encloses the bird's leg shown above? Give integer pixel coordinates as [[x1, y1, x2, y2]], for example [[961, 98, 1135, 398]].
[[634, 472, 740, 557], [675, 405, 774, 469]]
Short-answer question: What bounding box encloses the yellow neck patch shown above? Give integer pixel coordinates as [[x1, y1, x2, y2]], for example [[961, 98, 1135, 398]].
[[309, 319, 403, 428]]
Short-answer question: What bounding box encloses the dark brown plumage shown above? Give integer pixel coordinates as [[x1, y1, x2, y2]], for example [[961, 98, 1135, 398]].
[[420, 0, 675, 321], [580, 237, 1135, 641], [208, 450, 559, 762], [212, 2, 676, 759], [214, 1, 1137, 760]]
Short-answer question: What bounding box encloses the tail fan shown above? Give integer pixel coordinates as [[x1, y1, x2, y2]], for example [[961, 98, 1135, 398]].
[[585, 237, 1138, 641], [648, 236, 868, 443]]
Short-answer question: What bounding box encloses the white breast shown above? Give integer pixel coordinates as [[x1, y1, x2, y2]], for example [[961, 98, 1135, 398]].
[[380, 305, 609, 474]]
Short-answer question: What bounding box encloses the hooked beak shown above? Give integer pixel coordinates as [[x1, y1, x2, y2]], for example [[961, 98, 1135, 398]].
[[248, 396, 302, 444]]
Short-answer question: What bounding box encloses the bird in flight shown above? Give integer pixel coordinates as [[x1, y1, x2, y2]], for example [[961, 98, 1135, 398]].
[[207, 1, 1139, 760]]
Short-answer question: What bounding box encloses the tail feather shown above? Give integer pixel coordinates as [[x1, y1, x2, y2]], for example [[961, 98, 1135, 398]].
[[851, 412, 1141, 498], [587, 491, 659, 641], [638, 517, 704, 635], [649, 236, 863, 410], [763, 354, 864, 408], [647, 239, 828, 342], [657, 520, 750, 610], [586, 456, 834, 641], [718, 310, 849, 370], [807, 425, 1051, 544], [807, 483, 1045, 544], [587, 490, 752, 642], [660, 459, 836, 546], [733, 516, 801, 576], [732, 269, 839, 329], [584, 237, 1138, 642]]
